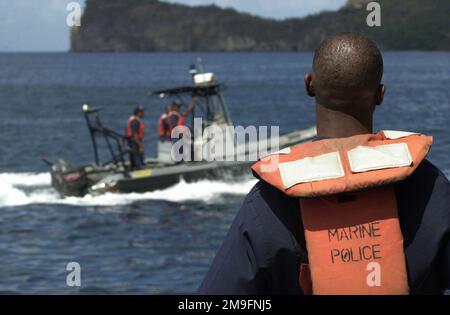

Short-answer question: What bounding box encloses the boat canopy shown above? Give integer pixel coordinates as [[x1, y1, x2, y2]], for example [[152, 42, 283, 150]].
[[151, 84, 223, 98], [151, 84, 232, 126]]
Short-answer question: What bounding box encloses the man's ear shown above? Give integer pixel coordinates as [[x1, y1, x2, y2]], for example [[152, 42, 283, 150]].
[[375, 84, 385, 106], [304, 73, 315, 97]]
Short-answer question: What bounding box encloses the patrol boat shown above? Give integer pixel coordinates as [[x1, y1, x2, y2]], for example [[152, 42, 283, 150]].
[[48, 67, 317, 197]]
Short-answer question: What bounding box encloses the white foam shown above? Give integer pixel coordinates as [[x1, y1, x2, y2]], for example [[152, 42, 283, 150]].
[[0, 180, 29, 207], [0, 172, 51, 187], [2, 169, 448, 208], [0, 172, 257, 208]]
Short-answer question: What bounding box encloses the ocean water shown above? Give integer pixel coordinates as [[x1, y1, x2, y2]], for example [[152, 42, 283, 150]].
[[0, 52, 449, 294]]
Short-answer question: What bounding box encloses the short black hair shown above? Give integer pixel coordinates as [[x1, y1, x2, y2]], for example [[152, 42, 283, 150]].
[[313, 33, 383, 91], [133, 106, 144, 115]]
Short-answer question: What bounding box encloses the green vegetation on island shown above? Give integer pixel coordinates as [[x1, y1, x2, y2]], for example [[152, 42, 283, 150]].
[[71, 0, 450, 52]]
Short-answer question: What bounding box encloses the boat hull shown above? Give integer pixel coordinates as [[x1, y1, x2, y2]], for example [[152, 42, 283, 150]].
[[50, 127, 316, 197], [115, 161, 252, 193]]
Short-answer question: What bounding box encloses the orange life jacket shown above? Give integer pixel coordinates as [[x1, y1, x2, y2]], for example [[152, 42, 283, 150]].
[[167, 111, 185, 135], [251, 131, 433, 295], [126, 116, 145, 140], [158, 113, 170, 138]]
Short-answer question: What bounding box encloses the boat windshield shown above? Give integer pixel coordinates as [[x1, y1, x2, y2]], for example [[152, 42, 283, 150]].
[[152, 85, 232, 128], [196, 94, 230, 126]]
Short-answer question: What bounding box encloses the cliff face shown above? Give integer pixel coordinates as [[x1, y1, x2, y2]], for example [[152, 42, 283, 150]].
[[71, 0, 450, 52]]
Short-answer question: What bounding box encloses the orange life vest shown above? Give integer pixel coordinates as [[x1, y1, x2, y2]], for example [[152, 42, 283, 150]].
[[158, 113, 170, 138], [167, 111, 185, 135], [126, 116, 145, 140], [252, 131, 433, 295]]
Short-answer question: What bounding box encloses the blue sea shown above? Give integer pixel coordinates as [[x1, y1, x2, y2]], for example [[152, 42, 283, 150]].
[[0, 52, 449, 294]]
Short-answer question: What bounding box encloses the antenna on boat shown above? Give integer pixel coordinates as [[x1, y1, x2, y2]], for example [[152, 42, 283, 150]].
[[190, 57, 205, 85], [82, 104, 100, 166], [189, 57, 204, 76], [197, 57, 205, 74], [189, 64, 198, 83]]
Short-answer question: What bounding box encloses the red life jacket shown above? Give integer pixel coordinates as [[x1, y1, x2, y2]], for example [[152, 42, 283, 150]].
[[126, 116, 145, 140], [158, 113, 170, 138], [252, 131, 433, 295], [166, 111, 185, 135]]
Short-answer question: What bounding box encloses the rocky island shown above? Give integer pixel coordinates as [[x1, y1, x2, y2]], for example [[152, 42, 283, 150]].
[[71, 0, 450, 52]]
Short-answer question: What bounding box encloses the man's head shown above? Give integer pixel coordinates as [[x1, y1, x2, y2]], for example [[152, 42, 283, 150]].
[[172, 100, 182, 112], [305, 33, 385, 137], [134, 106, 144, 118]]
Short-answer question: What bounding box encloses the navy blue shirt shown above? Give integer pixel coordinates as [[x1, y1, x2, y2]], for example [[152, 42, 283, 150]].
[[199, 160, 450, 295], [131, 119, 141, 136], [170, 114, 177, 128]]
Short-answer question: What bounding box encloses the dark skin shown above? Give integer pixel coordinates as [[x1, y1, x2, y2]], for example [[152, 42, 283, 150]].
[[171, 97, 197, 118], [183, 97, 197, 117], [304, 34, 386, 138], [304, 74, 385, 138]]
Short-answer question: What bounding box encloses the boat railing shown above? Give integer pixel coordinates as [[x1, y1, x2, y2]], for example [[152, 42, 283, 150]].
[[82, 104, 131, 170]]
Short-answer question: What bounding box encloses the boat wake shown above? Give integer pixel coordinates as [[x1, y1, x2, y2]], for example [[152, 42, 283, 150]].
[[2, 170, 448, 208], [0, 172, 257, 208]]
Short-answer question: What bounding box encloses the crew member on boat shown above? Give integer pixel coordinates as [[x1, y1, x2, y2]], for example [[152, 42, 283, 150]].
[[126, 106, 145, 169], [158, 99, 197, 141], [158, 105, 171, 140], [168, 98, 197, 133], [170, 99, 196, 162]]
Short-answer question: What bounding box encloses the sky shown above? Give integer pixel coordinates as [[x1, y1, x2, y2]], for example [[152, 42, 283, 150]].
[[0, 0, 346, 52]]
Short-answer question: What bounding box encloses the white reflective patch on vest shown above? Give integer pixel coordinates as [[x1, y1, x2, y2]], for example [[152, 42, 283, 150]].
[[279, 152, 344, 189], [382, 130, 418, 140], [272, 147, 291, 155], [348, 143, 413, 173], [260, 147, 291, 161]]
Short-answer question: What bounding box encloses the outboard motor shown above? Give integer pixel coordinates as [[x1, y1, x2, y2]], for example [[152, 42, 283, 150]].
[[50, 161, 89, 197]]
